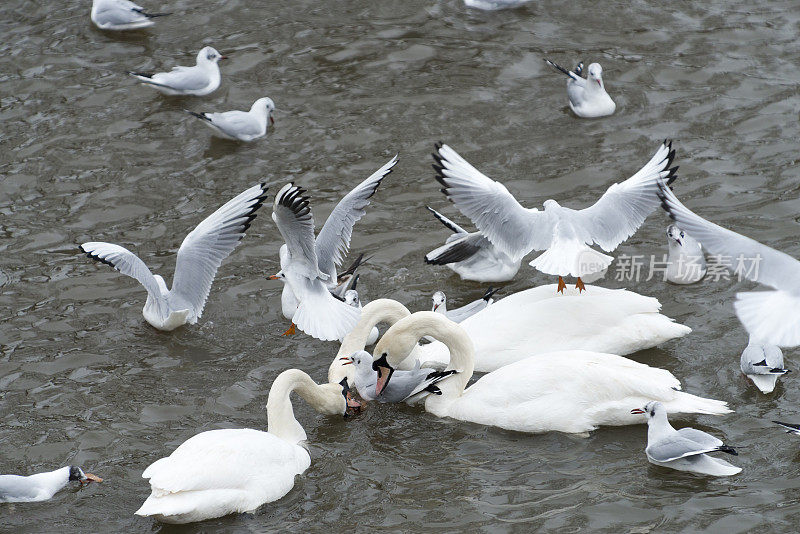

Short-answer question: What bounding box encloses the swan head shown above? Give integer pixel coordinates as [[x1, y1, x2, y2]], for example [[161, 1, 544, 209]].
[[69, 466, 103, 487], [339, 378, 363, 416], [431, 291, 446, 312], [666, 224, 685, 247], [630, 401, 665, 421], [587, 63, 603, 88], [197, 46, 227, 65], [344, 289, 360, 308]]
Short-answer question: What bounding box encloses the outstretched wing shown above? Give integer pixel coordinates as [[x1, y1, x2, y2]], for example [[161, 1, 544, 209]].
[[80, 242, 161, 298], [570, 140, 677, 251], [272, 184, 324, 280], [171, 183, 268, 320], [657, 179, 800, 292], [433, 143, 551, 262], [315, 156, 397, 280]]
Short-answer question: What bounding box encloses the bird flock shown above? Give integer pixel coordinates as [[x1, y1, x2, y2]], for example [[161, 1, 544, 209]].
[[3, 0, 800, 526]]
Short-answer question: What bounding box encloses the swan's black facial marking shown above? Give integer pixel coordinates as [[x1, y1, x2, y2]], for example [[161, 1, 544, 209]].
[[69, 466, 84, 482], [372, 353, 394, 395], [340, 378, 362, 417]]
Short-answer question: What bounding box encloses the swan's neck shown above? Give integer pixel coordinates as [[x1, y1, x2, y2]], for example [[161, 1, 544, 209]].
[[387, 312, 475, 399], [330, 299, 412, 384], [267, 369, 338, 444]]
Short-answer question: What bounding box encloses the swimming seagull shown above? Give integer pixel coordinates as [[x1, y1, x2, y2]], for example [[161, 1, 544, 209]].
[[128, 46, 226, 96], [91, 0, 170, 30], [186, 97, 276, 142], [343, 275, 379, 345], [268, 156, 397, 340], [544, 59, 615, 118], [632, 401, 741, 476], [0, 467, 102, 503], [339, 350, 456, 403], [80, 183, 268, 331], [431, 287, 498, 323], [740, 337, 789, 394], [665, 224, 706, 284], [433, 140, 677, 293], [425, 206, 520, 282], [657, 179, 800, 347]]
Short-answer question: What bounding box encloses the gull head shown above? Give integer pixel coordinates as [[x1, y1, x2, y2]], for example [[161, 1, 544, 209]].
[[267, 270, 286, 282], [69, 466, 103, 487], [344, 289, 361, 308], [197, 46, 227, 65], [587, 63, 603, 88], [666, 224, 685, 247], [253, 97, 276, 125], [431, 290, 446, 311], [630, 401, 664, 421]]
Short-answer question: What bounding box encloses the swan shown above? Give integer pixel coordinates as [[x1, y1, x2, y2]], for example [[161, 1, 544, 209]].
[[371, 312, 731, 435], [135, 369, 361, 524], [1, 467, 102, 503], [417, 284, 691, 372]]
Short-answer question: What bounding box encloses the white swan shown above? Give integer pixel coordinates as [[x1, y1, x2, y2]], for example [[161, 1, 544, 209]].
[[417, 284, 691, 372], [371, 312, 731, 435], [135, 369, 360, 524], [0, 467, 102, 503]]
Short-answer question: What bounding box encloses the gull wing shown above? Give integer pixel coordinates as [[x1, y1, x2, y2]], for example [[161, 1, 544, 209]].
[[315, 156, 397, 280], [170, 183, 268, 320], [80, 242, 161, 299]]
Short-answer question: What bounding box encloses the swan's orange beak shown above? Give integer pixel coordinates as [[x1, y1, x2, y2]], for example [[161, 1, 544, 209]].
[[81, 473, 103, 486], [630, 408, 645, 415]]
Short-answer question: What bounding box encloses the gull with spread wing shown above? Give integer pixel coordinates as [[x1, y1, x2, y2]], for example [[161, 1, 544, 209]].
[[268, 156, 396, 341], [91, 0, 170, 30], [128, 46, 226, 96], [433, 140, 677, 293], [80, 184, 268, 331]]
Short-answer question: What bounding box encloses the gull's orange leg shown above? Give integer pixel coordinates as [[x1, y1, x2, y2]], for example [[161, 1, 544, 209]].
[[575, 277, 586, 293], [282, 323, 296, 336], [557, 276, 567, 294]]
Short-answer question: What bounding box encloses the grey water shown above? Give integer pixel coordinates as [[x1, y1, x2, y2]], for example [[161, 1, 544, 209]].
[[2, 0, 800, 532]]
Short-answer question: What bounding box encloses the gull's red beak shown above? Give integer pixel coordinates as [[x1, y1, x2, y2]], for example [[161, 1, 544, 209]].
[[433, 304, 439, 311], [269, 115, 275, 125], [267, 274, 279, 280], [596, 79, 602, 87], [219, 55, 229, 61], [630, 408, 645, 415], [339, 357, 353, 366]]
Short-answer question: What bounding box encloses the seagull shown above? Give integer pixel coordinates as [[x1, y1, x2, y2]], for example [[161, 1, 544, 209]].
[[339, 350, 456, 403], [433, 140, 677, 293], [544, 59, 615, 118], [463, 0, 534, 10], [431, 287, 498, 323], [186, 97, 276, 142], [657, 179, 800, 347], [1, 467, 102, 503], [128, 46, 226, 96], [80, 183, 268, 331], [632, 401, 741, 476], [343, 276, 379, 345], [424, 206, 520, 283], [268, 156, 397, 340], [91, 0, 170, 30], [665, 224, 706, 284], [740, 337, 789, 394]]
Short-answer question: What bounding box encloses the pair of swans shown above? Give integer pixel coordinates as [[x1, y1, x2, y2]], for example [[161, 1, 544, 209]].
[[329, 294, 728, 435], [135, 370, 359, 524], [330, 283, 691, 379]]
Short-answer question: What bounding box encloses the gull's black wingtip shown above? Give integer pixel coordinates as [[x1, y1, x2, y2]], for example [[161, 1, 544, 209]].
[[717, 445, 738, 456]]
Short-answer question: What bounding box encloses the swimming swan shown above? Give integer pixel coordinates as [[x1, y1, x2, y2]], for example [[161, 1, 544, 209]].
[[371, 312, 731, 435]]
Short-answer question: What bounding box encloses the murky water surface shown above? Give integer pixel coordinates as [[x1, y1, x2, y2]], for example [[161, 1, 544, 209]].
[[3, 0, 800, 531]]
